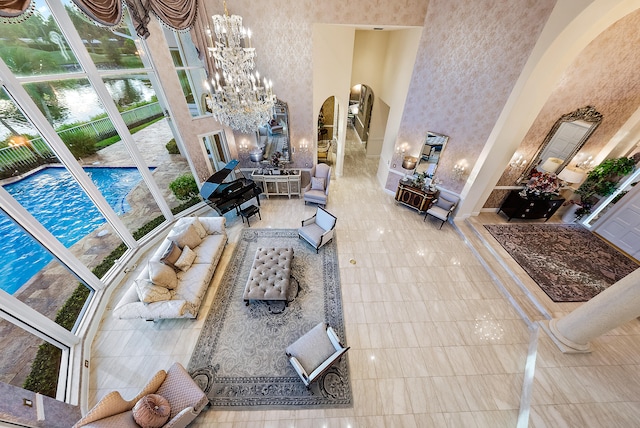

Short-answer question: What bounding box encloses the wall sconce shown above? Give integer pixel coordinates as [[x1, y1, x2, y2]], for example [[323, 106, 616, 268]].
[[392, 143, 410, 168], [509, 153, 527, 169], [238, 140, 249, 153], [575, 154, 595, 170], [299, 139, 309, 153], [453, 163, 466, 178]]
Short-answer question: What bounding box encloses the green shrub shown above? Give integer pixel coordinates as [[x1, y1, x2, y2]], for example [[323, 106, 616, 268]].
[[165, 139, 180, 154], [61, 131, 97, 159], [169, 173, 199, 201]]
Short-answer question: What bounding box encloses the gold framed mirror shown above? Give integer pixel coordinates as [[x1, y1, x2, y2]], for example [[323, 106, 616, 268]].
[[519, 106, 603, 181]]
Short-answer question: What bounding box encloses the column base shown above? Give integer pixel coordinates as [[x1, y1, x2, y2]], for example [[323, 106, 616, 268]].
[[539, 320, 592, 354]]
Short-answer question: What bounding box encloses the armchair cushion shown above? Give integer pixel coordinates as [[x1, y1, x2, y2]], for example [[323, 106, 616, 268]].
[[311, 177, 325, 191], [287, 323, 336, 372], [132, 394, 170, 428], [435, 196, 456, 211]]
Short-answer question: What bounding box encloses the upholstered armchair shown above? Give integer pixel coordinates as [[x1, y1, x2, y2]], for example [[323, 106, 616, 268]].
[[74, 362, 208, 428], [298, 207, 337, 253], [424, 189, 460, 228], [286, 322, 349, 387], [303, 163, 331, 206]]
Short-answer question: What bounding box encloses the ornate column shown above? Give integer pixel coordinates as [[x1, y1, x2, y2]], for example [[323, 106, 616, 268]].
[[543, 268, 640, 353]]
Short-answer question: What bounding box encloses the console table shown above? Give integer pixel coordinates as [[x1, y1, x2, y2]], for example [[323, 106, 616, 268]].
[[251, 169, 301, 198], [395, 181, 436, 213], [499, 190, 565, 221]]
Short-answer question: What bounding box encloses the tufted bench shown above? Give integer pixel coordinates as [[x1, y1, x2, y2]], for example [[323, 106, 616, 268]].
[[243, 247, 293, 306]]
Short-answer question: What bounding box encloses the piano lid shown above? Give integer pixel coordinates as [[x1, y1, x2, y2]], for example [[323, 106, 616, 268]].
[[200, 159, 240, 200]]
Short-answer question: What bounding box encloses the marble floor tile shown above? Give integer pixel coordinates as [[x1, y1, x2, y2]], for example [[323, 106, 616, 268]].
[[84, 127, 640, 427]]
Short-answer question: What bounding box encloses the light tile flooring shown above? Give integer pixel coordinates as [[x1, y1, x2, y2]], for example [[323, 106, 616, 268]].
[[89, 129, 640, 427]]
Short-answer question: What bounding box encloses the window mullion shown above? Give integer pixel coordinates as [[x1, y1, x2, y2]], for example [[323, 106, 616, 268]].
[[0, 59, 138, 250], [47, 0, 175, 224]]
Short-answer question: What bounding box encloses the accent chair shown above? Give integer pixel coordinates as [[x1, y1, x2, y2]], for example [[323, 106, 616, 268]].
[[73, 362, 208, 428], [286, 322, 349, 387], [297, 207, 337, 253], [424, 189, 460, 229], [303, 163, 331, 206]]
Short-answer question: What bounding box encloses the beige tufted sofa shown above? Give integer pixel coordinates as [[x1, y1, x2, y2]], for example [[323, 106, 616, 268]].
[[113, 217, 227, 321], [73, 362, 208, 428]]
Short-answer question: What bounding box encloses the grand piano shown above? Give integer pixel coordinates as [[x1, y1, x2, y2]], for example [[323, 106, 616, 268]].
[[200, 160, 262, 215]]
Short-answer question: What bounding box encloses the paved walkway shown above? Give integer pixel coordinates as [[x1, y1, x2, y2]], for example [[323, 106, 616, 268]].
[[1, 119, 190, 391]]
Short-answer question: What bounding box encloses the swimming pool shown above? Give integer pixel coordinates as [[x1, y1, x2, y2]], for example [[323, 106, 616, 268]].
[[0, 166, 149, 294]]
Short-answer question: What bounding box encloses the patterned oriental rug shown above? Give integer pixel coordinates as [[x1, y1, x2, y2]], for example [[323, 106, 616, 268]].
[[484, 224, 639, 302], [188, 229, 351, 409]]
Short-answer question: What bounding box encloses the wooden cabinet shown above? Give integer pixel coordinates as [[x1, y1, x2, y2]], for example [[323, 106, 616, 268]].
[[499, 190, 565, 221], [395, 182, 436, 213], [251, 169, 301, 198]]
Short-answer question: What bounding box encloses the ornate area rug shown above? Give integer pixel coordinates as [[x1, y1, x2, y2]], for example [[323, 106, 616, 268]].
[[188, 229, 351, 409], [484, 224, 639, 302]]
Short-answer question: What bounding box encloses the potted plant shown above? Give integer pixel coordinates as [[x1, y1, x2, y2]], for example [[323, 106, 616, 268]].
[[574, 156, 637, 217]]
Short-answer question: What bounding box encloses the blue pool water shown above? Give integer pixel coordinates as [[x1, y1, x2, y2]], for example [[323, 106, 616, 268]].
[[0, 167, 147, 294]]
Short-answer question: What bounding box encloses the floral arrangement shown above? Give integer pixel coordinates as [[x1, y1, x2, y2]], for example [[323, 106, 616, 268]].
[[519, 171, 560, 199], [271, 151, 282, 167]]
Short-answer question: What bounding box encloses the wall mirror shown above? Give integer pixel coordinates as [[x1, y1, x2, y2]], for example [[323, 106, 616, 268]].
[[519, 106, 603, 181], [254, 99, 290, 164], [415, 131, 449, 177]]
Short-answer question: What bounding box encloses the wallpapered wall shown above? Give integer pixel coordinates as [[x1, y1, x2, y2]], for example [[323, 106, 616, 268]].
[[385, 0, 556, 193], [197, 0, 428, 172], [484, 8, 640, 208]]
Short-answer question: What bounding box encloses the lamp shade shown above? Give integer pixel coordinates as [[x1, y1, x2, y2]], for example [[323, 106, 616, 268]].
[[539, 157, 563, 173], [402, 156, 417, 170], [557, 166, 586, 184]]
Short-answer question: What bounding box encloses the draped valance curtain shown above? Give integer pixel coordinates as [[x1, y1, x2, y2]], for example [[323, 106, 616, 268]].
[[0, 0, 199, 38]]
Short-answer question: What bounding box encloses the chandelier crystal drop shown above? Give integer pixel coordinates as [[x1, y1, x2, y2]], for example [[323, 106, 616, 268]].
[[205, 1, 276, 133]]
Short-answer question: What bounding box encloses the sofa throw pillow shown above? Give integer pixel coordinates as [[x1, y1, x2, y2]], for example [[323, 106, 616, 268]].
[[174, 245, 196, 271], [132, 394, 171, 428], [169, 223, 202, 250], [311, 177, 325, 191], [191, 218, 208, 239], [160, 241, 182, 269], [148, 261, 178, 289], [135, 279, 171, 304], [436, 197, 456, 211]]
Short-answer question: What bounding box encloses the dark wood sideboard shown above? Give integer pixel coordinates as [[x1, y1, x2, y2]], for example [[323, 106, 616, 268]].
[[395, 181, 436, 213], [499, 190, 565, 221]]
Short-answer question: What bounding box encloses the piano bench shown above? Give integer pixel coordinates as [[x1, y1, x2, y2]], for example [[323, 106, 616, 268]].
[[240, 204, 261, 227]]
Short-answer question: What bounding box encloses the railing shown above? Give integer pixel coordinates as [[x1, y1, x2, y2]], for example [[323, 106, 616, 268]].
[[0, 103, 163, 177]]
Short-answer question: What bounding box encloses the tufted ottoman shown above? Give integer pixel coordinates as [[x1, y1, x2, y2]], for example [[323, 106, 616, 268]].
[[243, 247, 294, 306]]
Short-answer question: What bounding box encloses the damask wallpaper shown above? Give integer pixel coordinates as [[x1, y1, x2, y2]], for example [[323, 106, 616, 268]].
[[390, 0, 555, 193], [484, 8, 640, 208]]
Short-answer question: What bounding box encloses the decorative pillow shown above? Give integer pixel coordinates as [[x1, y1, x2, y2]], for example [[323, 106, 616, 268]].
[[174, 245, 197, 271], [148, 261, 178, 289], [169, 223, 202, 250], [436, 197, 456, 211], [191, 218, 208, 239], [311, 177, 325, 191], [160, 241, 182, 269], [135, 279, 171, 304], [132, 394, 171, 428]]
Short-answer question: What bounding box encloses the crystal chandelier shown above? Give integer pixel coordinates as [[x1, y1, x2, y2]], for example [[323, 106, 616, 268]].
[[205, 1, 275, 133]]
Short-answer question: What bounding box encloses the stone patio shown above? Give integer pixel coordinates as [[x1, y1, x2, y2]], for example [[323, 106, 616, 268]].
[[0, 119, 191, 391]]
